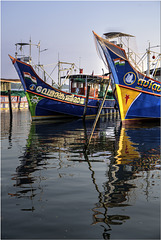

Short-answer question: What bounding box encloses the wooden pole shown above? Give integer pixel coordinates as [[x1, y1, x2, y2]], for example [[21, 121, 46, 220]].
[[18, 96, 21, 110], [8, 90, 13, 119], [86, 79, 111, 148], [83, 85, 90, 120]]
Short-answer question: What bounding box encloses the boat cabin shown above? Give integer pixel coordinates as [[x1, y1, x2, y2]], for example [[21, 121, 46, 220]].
[[69, 74, 112, 98], [149, 67, 161, 82]]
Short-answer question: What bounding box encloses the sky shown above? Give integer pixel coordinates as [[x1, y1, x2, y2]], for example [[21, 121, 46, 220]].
[[1, 1, 160, 85]]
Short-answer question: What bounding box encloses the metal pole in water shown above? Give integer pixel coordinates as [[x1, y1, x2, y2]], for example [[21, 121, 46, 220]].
[[83, 85, 90, 120], [18, 96, 21, 110], [8, 90, 12, 119], [86, 79, 111, 149]]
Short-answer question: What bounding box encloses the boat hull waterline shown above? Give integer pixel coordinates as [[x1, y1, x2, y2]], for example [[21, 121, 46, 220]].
[[9, 55, 115, 120], [93, 32, 161, 124]]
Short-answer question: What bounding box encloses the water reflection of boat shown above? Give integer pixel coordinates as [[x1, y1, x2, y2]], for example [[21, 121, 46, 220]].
[[115, 124, 160, 169], [11, 118, 119, 199], [87, 123, 160, 230], [10, 119, 160, 235]]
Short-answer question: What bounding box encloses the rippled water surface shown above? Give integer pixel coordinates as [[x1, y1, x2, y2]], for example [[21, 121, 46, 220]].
[[1, 110, 160, 239]]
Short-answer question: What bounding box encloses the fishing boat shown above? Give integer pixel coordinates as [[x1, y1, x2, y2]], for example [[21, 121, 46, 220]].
[[9, 40, 115, 121], [93, 31, 161, 124]]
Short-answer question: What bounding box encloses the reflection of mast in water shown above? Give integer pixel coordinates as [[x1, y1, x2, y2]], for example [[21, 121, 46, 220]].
[[91, 161, 131, 228], [109, 124, 160, 211], [84, 122, 160, 235], [83, 122, 131, 236]]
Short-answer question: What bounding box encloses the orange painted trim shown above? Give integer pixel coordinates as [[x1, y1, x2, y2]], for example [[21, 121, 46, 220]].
[[127, 61, 161, 84], [92, 33, 160, 85], [27, 90, 114, 108], [9, 55, 68, 93], [118, 84, 161, 97], [9, 55, 105, 101], [93, 31, 127, 59], [26, 90, 99, 108], [114, 58, 121, 61]]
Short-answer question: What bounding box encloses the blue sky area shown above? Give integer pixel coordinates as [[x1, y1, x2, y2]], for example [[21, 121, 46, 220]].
[[1, 1, 160, 84]]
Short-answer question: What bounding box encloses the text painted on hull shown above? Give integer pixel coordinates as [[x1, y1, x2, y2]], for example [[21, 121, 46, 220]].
[[30, 85, 85, 104], [123, 72, 161, 94], [137, 79, 161, 93]]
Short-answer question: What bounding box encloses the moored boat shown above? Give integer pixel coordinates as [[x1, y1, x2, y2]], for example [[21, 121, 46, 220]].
[[93, 31, 161, 124], [9, 41, 115, 121]]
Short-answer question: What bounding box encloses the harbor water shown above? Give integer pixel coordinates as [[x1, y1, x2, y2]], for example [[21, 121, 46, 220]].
[[1, 110, 160, 239]]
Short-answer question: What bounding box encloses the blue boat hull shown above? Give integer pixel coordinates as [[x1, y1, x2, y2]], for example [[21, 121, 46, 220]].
[[9, 55, 115, 120], [93, 32, 161, 124]]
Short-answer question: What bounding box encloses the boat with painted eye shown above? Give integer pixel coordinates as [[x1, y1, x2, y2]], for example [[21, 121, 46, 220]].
[[9, 40, 115, 121], [93, 31, 161, 125]]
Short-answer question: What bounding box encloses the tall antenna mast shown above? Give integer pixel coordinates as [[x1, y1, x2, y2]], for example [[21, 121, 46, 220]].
[[29, 37, 31, 64], [146, 42, 150, 76]]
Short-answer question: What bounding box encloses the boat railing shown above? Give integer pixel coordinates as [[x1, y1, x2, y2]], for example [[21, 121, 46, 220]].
[[121, 39, 161, 77], [103, 33, 160, 78]]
